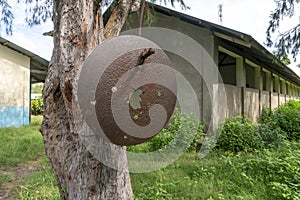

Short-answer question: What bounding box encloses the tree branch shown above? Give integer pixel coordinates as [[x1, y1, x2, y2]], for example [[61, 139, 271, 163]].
[[130, 0, 141, 12], [266, 0, 300, 60], [104, 0, 141, 39], [0, 0, 14, 35]]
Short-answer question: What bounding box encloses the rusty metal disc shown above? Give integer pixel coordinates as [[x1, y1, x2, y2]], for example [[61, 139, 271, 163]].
[[78, 35, 177, 146]]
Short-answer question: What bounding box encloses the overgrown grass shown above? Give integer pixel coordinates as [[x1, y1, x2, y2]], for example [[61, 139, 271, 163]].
[[15, 147, 300, 200], [0, 116, 59, 199], [131, 143, 300, 199], [0, 108, 299, 199], [17, 157, 61, 200], [0, 115, 44, 167]]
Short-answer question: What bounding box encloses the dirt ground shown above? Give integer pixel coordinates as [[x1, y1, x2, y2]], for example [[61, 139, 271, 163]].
[[0, 162, 41, 200]]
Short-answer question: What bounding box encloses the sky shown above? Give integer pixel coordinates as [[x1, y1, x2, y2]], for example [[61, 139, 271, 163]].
[[1, 0, 300, 76]]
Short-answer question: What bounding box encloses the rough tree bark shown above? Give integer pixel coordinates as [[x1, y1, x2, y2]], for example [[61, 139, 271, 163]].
[[40, 0, 139, 199]]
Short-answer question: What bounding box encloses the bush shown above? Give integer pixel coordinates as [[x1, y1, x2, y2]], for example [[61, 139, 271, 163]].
[[259, 106, 273, 124], [127, 109, 205, 153], [148, 110, 205, 152], [216, 116, 262, 153], [274, 100, 300, 140], [31, 98, 44, 115], [260, 100, 300, 141], [255, 123, 286, 149], [216, 100, 300, 153]]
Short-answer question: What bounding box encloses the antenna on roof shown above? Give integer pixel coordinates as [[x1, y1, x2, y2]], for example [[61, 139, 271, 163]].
[[218, 4, 223, 25]]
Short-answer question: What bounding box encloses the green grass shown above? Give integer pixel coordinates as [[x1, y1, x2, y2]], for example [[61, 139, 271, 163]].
[[0, 116, 59, 199], [1, 115, 300, 199], [17, 157, 61, 200], [0, 171, 13, 187], [0, 116, 44, 167], [131, 147, 300, 200]]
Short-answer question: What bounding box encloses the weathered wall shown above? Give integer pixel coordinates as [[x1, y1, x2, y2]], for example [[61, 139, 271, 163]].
[[244, 88, 260, 121], [124, 11, 217, 126], [279, 94, 286, 105], [261, 91, 270, 109], [223, 84, 241, 118], [124, 10, 300, 128], [214, 85, 300, 123], [0, 45, 30, 127], [271, 92, 279, 110], [166, 52, 203, 119]]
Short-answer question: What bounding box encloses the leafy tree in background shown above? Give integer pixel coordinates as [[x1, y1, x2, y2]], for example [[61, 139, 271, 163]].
[[31, 83, 44, 94], [275, 52, 292, 65], [0, 0, 13, 35], [266, 0, 300, 62], [0, 0, 188, 199]]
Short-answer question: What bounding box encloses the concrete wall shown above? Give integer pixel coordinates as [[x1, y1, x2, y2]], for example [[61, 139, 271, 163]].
[[271, 92, 279, 110], [0, 45, 30, 127], [245, 88, 260, 121], [215, 85, 300, 122], [223, 84, 241, 118], [124, 10, 300, 128], [261, 91, 270, 109], [124, 11, 217, 127], [217, 46, 300, 123], [279, 94, 286, 105], [167, 51, 203, 118]]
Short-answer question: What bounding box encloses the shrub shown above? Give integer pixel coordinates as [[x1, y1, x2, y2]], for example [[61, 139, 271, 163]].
[[260, 100, 300, 141], [216, 116, 262, 153], [259, 106, 273, 124], [255, 123, 286, 149], [148, 110, 205, 152], [274, 100, 300, 140], [31, 98, 44, 115]]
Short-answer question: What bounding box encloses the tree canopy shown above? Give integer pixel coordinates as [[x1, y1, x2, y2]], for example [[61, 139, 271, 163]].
[[266, 0, 300, 61]]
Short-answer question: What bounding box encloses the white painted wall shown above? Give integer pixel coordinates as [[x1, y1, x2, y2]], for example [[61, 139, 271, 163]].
[[0, 45, 30, 127]]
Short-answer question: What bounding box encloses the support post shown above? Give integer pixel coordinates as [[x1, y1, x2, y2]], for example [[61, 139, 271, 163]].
[[236, 57, 246, 116]]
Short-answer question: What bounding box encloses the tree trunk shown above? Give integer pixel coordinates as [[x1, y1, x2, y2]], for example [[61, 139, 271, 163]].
[[41, 0, 138, 199]]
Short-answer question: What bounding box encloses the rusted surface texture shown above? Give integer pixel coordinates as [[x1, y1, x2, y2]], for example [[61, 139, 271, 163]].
[[79, 35, 177, 146], [95, 47, 176, 145]]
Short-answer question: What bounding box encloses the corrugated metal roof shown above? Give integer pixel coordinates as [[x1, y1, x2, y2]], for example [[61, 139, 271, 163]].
[[0, 37, 49, 83]]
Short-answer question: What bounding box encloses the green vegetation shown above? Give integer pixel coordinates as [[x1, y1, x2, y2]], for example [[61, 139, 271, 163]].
[[0, 100, 300, 199], [0, 172, 13, 187], [31, 98, 44, 116], [130, 102, 300, 199], [131, 144, 300, 199], [128, 110, 205, 153], [31, 83, 44, 94], [18, 157, 60, 200], [0, 116, 44, 166], [260, 100, 300, 141], [216, 100, 300, 154], [215, 116, 261, 153]]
